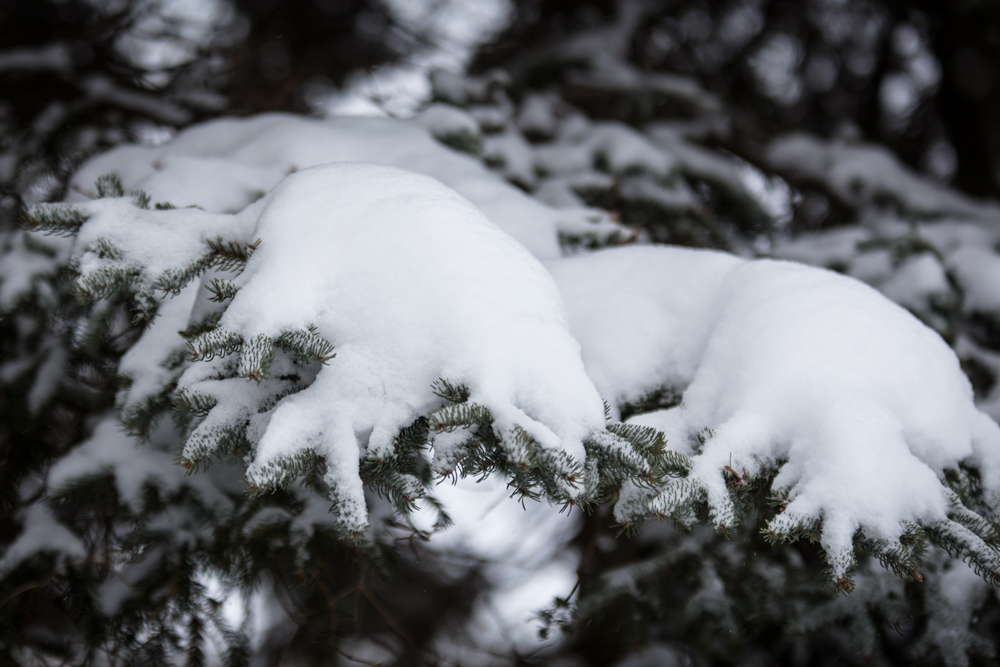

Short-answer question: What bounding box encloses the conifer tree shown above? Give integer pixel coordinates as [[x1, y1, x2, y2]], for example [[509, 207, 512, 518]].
[[4, 2, 1000, 666]]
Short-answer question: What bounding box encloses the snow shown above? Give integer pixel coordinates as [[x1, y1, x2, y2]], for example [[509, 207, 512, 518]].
[[535, 121, 679, 178], [67, 114, 621, 260], [533, 172, 615, 209], [847, 248, 894, 284], [174, 163, 606, 530], [876, 252, 950, 311], [767, 132, 1000, 220], [413, 102, 481, 147], [619, 257, 1000, 576], [48, 417, 232, 515], [771, 226, 873, 267], [35, 92, 1000, 607], [550, 244, 999, 576], [418, 476, 581, 661], [0, 231, 69, 311], [70, 197, 241, 299], [117, 280, 201, 416], [27, 340, 67, 414], [947, 246, 1000, 314], [0, 502, 86, 577], [517, 93, 559, 139], [484, 128, 538, 188], [547, 245, 744, 412]]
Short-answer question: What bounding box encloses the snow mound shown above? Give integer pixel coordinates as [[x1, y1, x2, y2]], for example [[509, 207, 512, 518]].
[[175, 164, 607, 530], [557, 246, 1000, 578], [67, 113, 620, 259], [546, 245, 744, 411]]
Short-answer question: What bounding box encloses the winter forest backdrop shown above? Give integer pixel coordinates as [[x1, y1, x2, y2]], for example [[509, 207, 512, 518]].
[[4, 0, 1000, 665]]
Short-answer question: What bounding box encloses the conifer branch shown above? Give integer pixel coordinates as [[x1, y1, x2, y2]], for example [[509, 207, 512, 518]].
[[207, 278, 239, 302], [206, 237, 260, 273], [237, 334, 275, 383], [96, 173, 125, 198], [21, 203, 89, 236], [245, 449, 319, 491], [274, 326, 335, 363]]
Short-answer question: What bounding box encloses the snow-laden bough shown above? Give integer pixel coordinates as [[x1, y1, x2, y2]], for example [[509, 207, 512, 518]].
[[30, 164, 622, 533], [191, 163, 609, 529], [551, 246, 1000, 584]]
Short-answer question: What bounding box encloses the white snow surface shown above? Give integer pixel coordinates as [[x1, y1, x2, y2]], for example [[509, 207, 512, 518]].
[[603, 252, 1000, 573], [178, 164, 607, 529], [547, 245, 744, 412], [67, 113, 619, 259]]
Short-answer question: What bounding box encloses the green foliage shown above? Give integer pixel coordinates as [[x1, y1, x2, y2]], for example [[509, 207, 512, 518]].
[[20, 201, 89, 236], [274, 326, 336, 363], [96, 173, 125, 198]]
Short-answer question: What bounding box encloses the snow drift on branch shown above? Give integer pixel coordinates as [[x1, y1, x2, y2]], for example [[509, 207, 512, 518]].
[[66, 113, 620, 260], [558, 246, 1000, 579], [48, 164, 609, 532]]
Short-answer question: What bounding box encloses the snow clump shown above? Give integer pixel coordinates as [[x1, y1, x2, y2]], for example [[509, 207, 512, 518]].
[[58, 163, 608, 532], [552, 246, 1000, 578]]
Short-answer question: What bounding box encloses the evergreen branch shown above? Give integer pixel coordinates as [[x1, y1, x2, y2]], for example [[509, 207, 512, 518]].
[[180, 419, 248, 474], [619, 385, 682, 420], [121, 391, 174, 441], [152, 254, 215, 297], [179, 312, 224, 340], [131, 190, 151, 209], [762, 512, 821, 545], [428, 402, 491, 432], [21, 203, 89, 236], [185, 612, 206, 667], [246, 449, 319, 492], [946, 491, 1000, 542], [854, 528, 926, 582], [92, 238, 126, 261], [172, 387, 219, 417], [393, 417, 430, 456], [586, 431, 653, 484], [431, 378, 471, 404], [606, 422, 693, 477], [76, 264, 141, 302], [96, 173, 125, 199], [647, 477, 706, 521], [206, 278, 239, 302], [359, 459, 425, 514], [927, 518, 1000, 586], [237, 333, 274, 383], [187, 327, 244, 361], [503, 423, 537, 469], [206, 237, 261, 272], [274, 326, 335, 363]]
